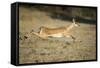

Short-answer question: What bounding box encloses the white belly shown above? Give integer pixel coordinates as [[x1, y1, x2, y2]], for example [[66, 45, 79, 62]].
[[48, 33, 63, 37]]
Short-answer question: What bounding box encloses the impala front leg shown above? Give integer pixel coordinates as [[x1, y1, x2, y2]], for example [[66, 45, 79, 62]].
[[70, 35, 76, 41], [64, 34, 76, 42]]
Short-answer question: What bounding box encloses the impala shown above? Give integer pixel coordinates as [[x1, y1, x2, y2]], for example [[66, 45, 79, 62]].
[[32, 18, 80, 41]]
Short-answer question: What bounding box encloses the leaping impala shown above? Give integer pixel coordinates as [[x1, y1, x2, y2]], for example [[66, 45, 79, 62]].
[[31, 18, 80, 41]]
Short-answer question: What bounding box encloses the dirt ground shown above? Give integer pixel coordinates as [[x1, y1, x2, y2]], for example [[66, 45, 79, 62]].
[[19, 7, 96, 64]]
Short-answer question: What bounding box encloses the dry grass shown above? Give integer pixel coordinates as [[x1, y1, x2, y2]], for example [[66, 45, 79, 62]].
[[19, 6, 96, 64]]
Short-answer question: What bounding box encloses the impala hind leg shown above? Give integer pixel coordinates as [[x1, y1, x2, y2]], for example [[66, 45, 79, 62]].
[[32, 32, 48, 39]]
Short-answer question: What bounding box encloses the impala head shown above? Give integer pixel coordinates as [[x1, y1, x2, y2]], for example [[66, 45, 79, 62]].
[[72, 18, 80, 27]]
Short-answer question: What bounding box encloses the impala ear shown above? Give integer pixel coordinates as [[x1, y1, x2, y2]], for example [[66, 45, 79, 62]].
[[72, 18, 76, 23], [72, 18, 80, 26]]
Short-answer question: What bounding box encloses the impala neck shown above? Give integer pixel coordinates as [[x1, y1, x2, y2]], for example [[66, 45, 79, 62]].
[[66, 23, 75, 32]]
